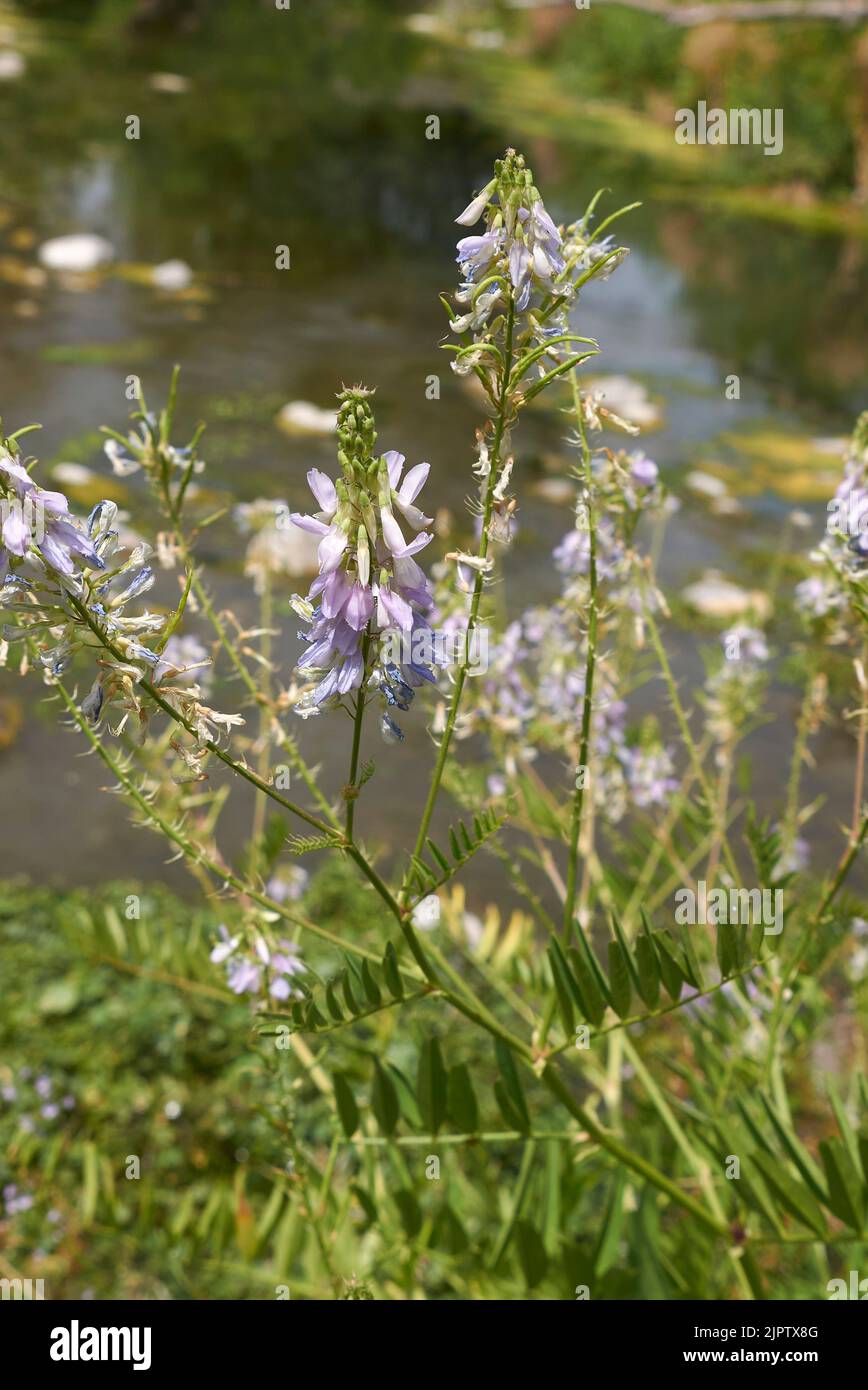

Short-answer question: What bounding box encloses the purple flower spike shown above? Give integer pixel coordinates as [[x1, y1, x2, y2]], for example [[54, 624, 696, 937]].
[[292, 389, 438, 739]]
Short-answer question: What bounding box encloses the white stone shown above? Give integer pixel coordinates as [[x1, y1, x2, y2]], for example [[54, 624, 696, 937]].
[[51, 463, 96, 487], [0, 50, 25, 81], [276, 401, 337, 436], [38, 234, 115, 273], [710, 495, 744, 517], [686, 470, 729, 500], [531, 477, 575, 505], [149, 72, 191, 95], [682, 571, 771, 621], [588, 374, 662, 429], [150, 259, 193, 291]]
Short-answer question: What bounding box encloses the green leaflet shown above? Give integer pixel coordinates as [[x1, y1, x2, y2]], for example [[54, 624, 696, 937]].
[[547, 936, 579, 1033], [371, 1060, 399, 1137], [447, 1063, 479, 1134], [635, 933, 661, 1009], [382, 942, 403, 1000], [607, 939, 633, 1019], [385, 1063, 423, 1131], [393, 1188, 423, 1239], [325, 977, 345, 1022], [494, 1080, 528, 1134], [750, 1151, 827, 1237], [406, 807, 507, 900], [360, 958, 382, 1008], [566, 945, 607, 1026], [819, 1138, 865, 1231], [757, 1094, 827, 1204], [611, 912, 642, 995], [653, 931, 686, 1002], [515, 1219, 548, 1289], [417, 1038, 448, 1135], [333, 1072, 359, 1139], [495, 1038, 531, 1132]]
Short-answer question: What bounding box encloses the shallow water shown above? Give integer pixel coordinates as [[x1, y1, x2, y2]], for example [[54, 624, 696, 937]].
[[0, 7, 864, 891]]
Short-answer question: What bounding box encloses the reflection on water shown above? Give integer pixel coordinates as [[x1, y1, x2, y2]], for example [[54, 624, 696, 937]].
[[0, 4, 864, 887]]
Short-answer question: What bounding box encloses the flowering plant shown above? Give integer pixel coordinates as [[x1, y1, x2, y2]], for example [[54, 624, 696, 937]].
[[3, 151, 868, 1300]]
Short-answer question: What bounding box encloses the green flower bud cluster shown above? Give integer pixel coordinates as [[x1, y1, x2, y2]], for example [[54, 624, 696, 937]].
[[493, 148, 541, 236], [336, 387, 377, 484]]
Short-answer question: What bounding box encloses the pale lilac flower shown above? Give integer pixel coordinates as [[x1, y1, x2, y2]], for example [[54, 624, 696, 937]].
[[292, 391, 438, 739], [1, 451, 102, 577], [266, 867, 309, 903], [456, 230, 502, 279], [210, 925, 241, 965], [795, 574, 844, 619], [454, 179, 496, 227], [213, 928, 306, 1002], [227, 958, 262, 995], [630, 454, 659, 488], [618, 745, 678, 810], [776, 830, 810, 876], [3, 1184, 34, 1216], [317, 523, 348, 573]]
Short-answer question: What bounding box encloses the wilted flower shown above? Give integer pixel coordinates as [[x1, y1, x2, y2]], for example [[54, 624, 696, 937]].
[[155, 633, 212, 690]]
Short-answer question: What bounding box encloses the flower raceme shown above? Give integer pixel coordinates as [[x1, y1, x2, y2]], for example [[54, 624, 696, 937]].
[[454, 155, 565, 324], [290, 388, 439, 743], [796, 411, 868, 637]]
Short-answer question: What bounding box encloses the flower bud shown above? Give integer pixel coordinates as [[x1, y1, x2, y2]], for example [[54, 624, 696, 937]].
[[356, 525, 370, 587]]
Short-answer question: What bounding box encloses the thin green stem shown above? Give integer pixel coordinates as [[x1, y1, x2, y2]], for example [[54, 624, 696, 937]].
[[540, 1067, 730, 1239], [643, 598, 741, 883], [562, 371, 597, 944], [67, 591, 338, 839], [345, 632, 371, 841], [405, 297, 516, 890], [248, 573, 274, 880]]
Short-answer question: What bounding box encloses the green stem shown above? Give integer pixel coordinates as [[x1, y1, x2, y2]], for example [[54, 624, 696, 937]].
[[248, 573, 274, 880], [344, 1130, 582, 1147], [50, 669, 409, 972], [643, 598, 741, 883], [782, 652, 819, 855], [562, 371, 597, 944], [345, 631, 371, 841], [622, 1036, 755, 1298], [489, 1139, 537, 1268], [537, 371, 597, 1052], [540, 1067, 730, 1239], [68, 592, 338, 840], [405, 297, 516, 891]]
